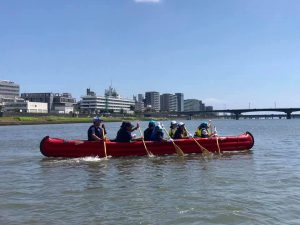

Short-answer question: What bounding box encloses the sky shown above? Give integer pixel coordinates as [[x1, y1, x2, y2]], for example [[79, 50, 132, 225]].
[[1, 0, 300, 109]]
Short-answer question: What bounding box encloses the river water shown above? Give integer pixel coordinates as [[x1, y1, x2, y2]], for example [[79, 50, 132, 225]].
[[1, 119, 300, 225]]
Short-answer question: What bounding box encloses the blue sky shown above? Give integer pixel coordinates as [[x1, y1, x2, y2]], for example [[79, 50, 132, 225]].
[[1, 0, 300, 109]]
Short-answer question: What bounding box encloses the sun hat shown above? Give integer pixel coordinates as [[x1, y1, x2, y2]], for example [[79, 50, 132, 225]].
[[121, 121, 134, 128]]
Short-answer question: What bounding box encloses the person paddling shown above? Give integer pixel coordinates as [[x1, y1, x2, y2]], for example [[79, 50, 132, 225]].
[[169, 120, 177, 138], [115, 121, 142, 143], [150, 124, 167, 142], [88, 116, 107, 141], [144, 120, 156, 141], [173, 122, 189, 139], [194, 122, 214, 138]]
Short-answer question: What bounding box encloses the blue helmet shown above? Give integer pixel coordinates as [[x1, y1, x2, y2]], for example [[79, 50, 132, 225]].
[[93, 116, 103, 123], [199, 122, 208, 128], [149, 120, 156, 127]]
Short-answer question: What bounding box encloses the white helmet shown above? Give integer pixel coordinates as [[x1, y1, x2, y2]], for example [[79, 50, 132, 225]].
[[178, 122, 185, 126], [171, 120, 177, 125]]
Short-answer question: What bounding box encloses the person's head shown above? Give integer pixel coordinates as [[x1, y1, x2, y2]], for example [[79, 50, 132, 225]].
[[157, 124, 163, 134], [93, 116, 103, 127], [154, 124, 163, 134], [199, 122, 208, 129], [178, 122, 185, 130], [148, 120, 156, 129], [121, 121, 134, 131], [170, 120, 177, 128]]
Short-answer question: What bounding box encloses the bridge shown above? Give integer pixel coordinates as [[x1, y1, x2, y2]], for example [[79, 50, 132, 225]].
[[144, 108, 300, 120]]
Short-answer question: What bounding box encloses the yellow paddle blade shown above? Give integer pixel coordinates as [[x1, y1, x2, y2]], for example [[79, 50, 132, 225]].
[[174, 144, 184, 157]]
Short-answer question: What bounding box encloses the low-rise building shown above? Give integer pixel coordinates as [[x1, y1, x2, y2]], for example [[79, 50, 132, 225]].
[[21, 92, 76, 113], [80, 87, 135, 114], [3, 101, 48, 113], [184, 99, 200, 112], [205, 106, 213, 111]]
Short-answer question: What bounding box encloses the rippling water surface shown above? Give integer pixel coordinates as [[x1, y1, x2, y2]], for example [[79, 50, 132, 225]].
[[1, 119, 300, 225]]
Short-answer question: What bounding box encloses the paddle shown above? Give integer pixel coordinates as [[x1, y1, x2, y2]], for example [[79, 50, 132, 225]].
[[102, 127, 108, 159], [213, 126, 221, 155], [184, 126, 212, 157], [161, 124, 184, 157], [138, 126, 154, 157]]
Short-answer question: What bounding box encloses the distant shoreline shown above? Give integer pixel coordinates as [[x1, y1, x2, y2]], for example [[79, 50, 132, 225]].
[[0, 116, 169, 126], [0, 120, 90, 126]]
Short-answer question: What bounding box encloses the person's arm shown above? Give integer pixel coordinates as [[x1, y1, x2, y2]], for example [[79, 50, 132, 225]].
[[159, 133, 168, 142], [131, 123, 140, 132], [132, 137, 143, 142], [90, 127, 102, 141], [91, 134, 102, 141]]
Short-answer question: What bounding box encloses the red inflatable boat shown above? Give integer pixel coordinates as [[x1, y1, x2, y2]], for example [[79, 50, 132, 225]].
[[40, 132, 254, 158]]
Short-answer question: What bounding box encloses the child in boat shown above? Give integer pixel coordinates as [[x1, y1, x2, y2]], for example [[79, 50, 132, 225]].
[[87, 116, 107, 141], [144, 120, 156, 141], [150, 124, 167, 142], [194, 122, 216, 138], [168, 120, 177, 138], [115, 121, 142, 142], [173, 122, 189, 139]]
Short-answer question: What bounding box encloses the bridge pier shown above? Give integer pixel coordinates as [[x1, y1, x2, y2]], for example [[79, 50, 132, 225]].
[[286, 112, 291, 119], [234, 112, 241, 120]]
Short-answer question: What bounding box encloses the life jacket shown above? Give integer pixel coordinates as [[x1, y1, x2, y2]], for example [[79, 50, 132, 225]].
[[194, 128, 202, 137], [169, 128, 176, 138], [88, 125, 103, 141], [174, 128, 186, 139], [194, 128, 208, 138], [151, 130, 164, 141]]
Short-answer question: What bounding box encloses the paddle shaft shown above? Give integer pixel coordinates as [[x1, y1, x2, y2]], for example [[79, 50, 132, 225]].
[[102, 128, 108, 158], [162, 127, 184, 157], [216, 136, 221, 155], [184, 127, 211, 155], [138, 127, 153, 157]]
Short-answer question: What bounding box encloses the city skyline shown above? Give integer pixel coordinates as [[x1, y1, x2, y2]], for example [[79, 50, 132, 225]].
[[1, 0, 300, 109]]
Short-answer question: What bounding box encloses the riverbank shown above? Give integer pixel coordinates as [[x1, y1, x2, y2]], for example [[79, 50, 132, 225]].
[[0, 116, 168, 126]]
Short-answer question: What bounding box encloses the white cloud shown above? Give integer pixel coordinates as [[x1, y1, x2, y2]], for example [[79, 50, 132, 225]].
[[134, 0, 161, 3]]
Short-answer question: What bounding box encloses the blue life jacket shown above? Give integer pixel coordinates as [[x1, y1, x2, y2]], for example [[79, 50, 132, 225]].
[[150, 127, 164, 141], [88, 125, 103, 141]]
